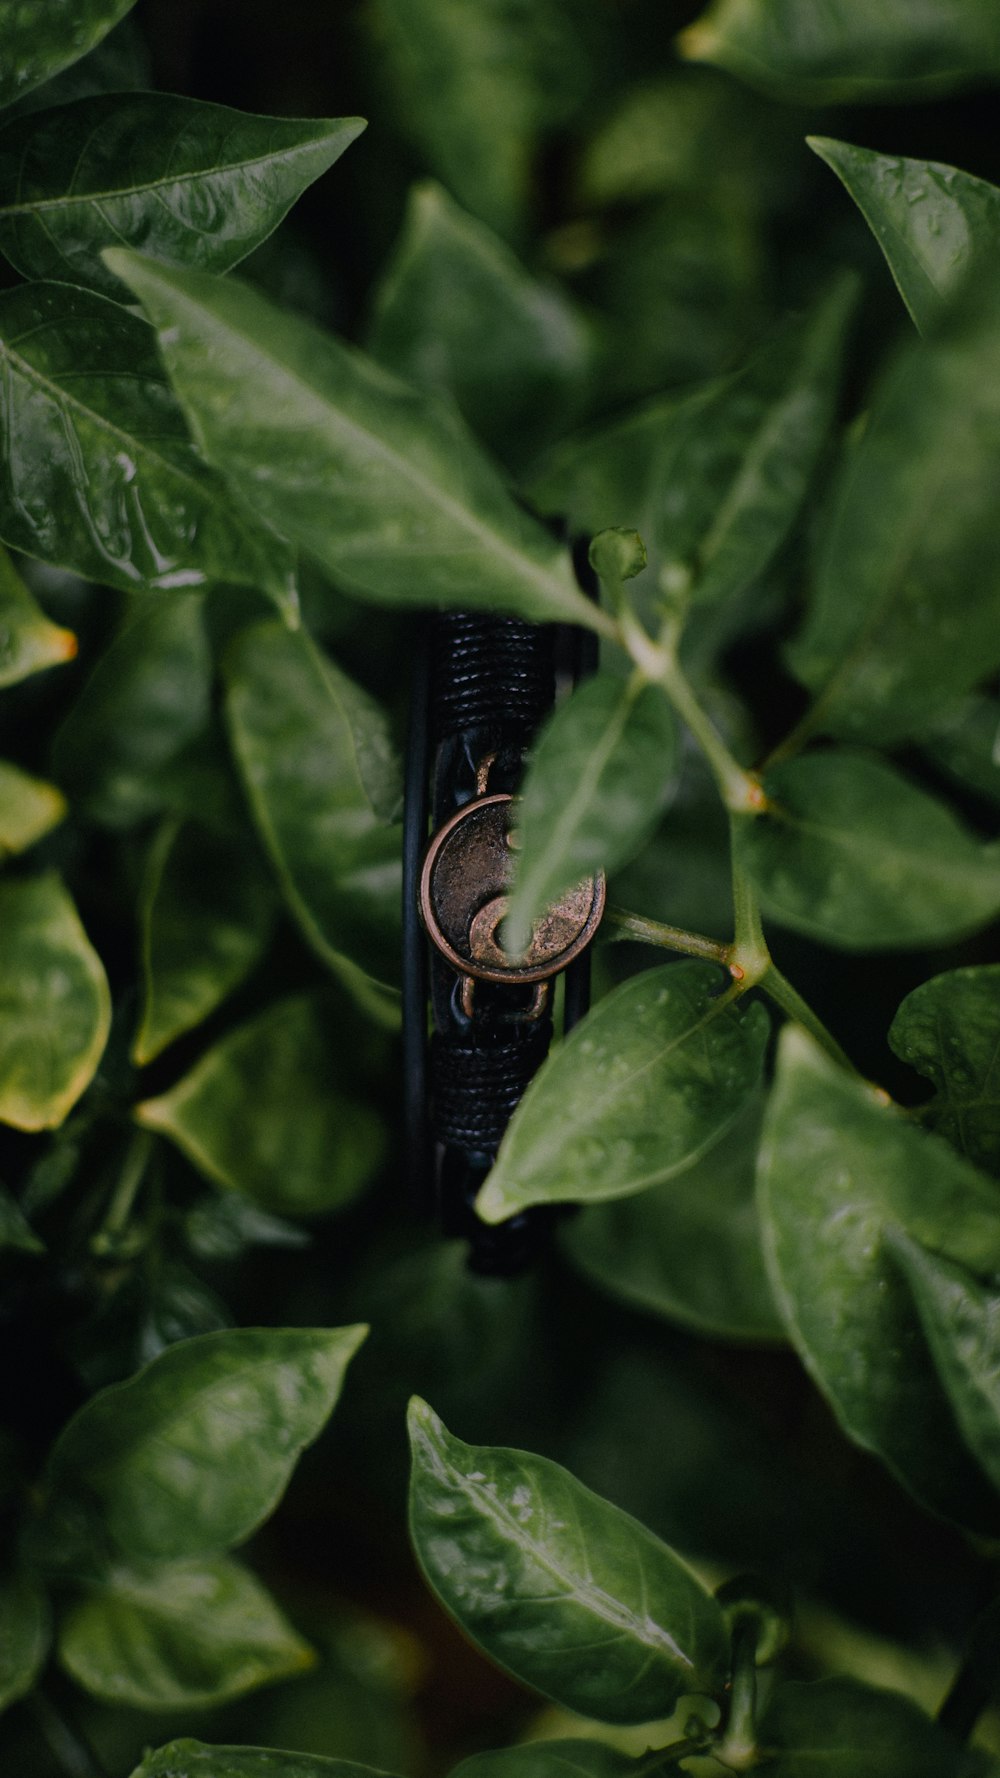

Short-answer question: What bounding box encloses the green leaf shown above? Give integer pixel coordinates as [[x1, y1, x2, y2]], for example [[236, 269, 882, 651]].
[[0, 1571, 49, 1712], [0, 872, 110, 1131], [758, 1677, 995, 1776], [533, 283, 853, 614], [132, 1743, 403, 1778], [407, 1397, 728, 1721], [809, 138, 1000, 334], [53, 594, 212, 829], [0, 545, 77, 686], [0, 0, 139, 111], [105, 252, 604, 632], [505, 672, 678, 956], [136, 995, 385, 1216], [224, 620, 401, 1005], [133, 818, 274, 1066], [925, 695, 1000, 807], [757, 1024, 1000, 1532], [451, 1745, 672, 1778], [0, 282, 295, 609], [0, 96, 364, 298], [679, 0, 1000, 101], [0, 759, 66, 855], [368, 181, 592, 466], [744, 749, 1000, 950], [788, 286, 1000, 743], [561, 1093, 783, 1343], [889, 1235, 1000, 1500], [43, 1324, 367, 1569], [890, 967, 1000, 1176], [0, 1184, 44, 1253], [373, 0, 601, 236], [475, 960, 769, 1224], [58, 1555, 313, 1709]]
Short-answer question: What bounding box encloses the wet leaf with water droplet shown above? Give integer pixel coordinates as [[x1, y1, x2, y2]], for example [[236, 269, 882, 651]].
[[505, 670, 678, 956], [476, 959, 769, 1222], [0, 0, 140, 111], [0, 96, 364, 298], [809, 138, 1000, 333], [890, 967, 1000, 1176], [0, 282, 295, 610], [0, 873, 110, 1132], [758, 1024, 1000, 1533], [106, 251, 602, 631], [407, 1397, 728, 1721], [745, 749, 1000, 950]]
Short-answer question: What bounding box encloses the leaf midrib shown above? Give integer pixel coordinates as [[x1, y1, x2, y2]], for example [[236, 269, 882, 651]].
[[137, 269, 597, 627], [438, 1449, 695, 1670], [2, 129, 341, 219]]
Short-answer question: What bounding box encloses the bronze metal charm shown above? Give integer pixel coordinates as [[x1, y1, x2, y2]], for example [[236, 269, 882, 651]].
[[419, 791, 605, 986]]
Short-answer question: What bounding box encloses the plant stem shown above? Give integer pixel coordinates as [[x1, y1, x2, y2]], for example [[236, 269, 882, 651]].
[[728, 814, 768, 973], [90, 1128, 153, 1257], [631, 1736, 713, 1774], [604, 906, 730, 965], [937, 1597, 1000, 1743], [715, 1621, 759, 1770], [760, 963, 856, 1073]]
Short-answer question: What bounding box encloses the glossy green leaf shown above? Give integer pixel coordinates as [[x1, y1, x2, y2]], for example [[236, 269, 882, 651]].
[[889, 1235, 1000, 1498], [533, 282, 852, 613], [0, 0, 139, 111], [43, 1324, 367, 1569], [476, 960, 769, 1223], [0, 545, 77, 686], [679, 0, 1000, 100], [452, 1745, 675, 1778], [58, 1555, 313, 1709], [407, 1397, 728, 1721], [757, 1025, 1000, 1532], [368, 182, 591, 465], [788, 286, 1000, 743], [0, 1184, 43, 1253], [0, 759, 66, 855], [53, 594, 211, 829], [136, 995, 385, 1216], [132, 1743, 402, 1778], [809, 138, 1000, 334], [890, 968, 1000, 1176], [0, 1571, 49, 1712], [183, 1193, 308, 1262], [224, 620, 401, 1007], [4, 14, 148, 121], [744, 749, 1000, 950], [758, 1677, 995, 1776], [0, 96, 364, 298], [0, 873, 110, 1132], [505, 672, 678, 955], [133, 818, 274, 1066], [561, 1094, 783, 1343], [925, 695, 1000, 807], [106, 252, 603, 632], [373, 0, 600, 236], [0, 282, 295, 608]]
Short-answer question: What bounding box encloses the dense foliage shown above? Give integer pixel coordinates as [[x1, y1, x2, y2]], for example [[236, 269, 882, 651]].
[[2, 1, 1000, 1775]]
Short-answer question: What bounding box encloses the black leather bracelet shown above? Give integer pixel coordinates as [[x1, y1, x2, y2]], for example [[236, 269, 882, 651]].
[[403, 576, 603, 1275]]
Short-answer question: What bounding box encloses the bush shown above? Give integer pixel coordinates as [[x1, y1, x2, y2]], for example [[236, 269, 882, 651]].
[[1, 2, 1000, 1775]]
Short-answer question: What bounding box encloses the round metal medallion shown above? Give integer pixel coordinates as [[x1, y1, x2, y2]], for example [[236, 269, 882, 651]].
[[419, 792, 605, 984]]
